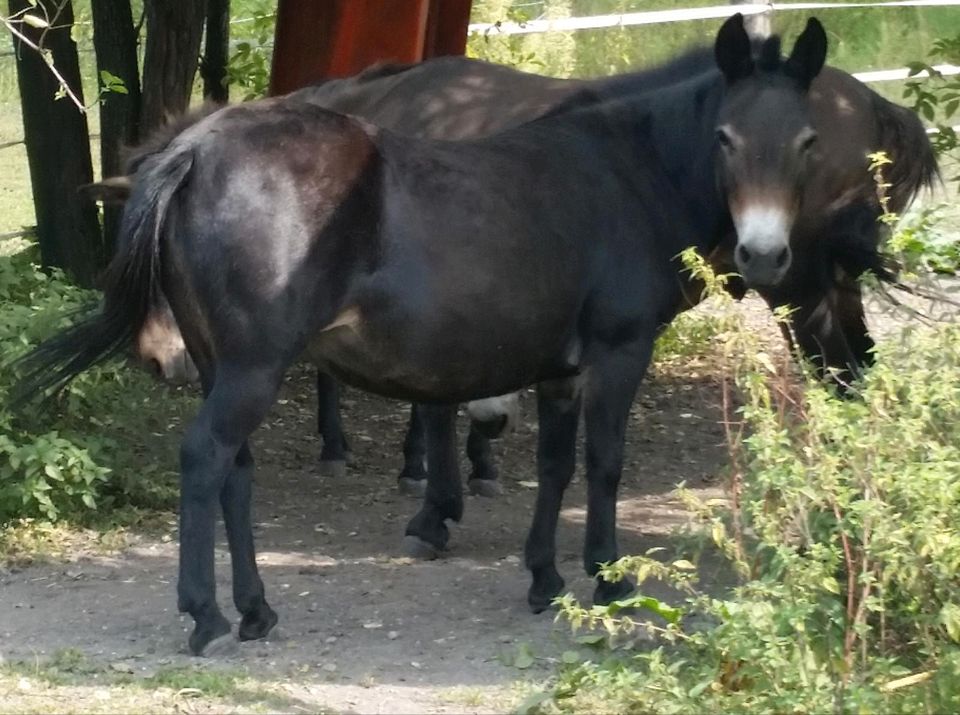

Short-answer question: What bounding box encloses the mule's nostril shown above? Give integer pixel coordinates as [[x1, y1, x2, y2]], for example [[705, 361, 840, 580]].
[[737, 245, 751, 264], [775, 247, 790, 268]]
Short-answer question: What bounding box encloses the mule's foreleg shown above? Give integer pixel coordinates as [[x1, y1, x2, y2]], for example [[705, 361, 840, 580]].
[[397, 404, 428, 496], [403, 404, 461, 558], [582, 343, 651, 606], [178, 367, 281, 656], [525, 379, 581, 613], [316, 371, 350, 476], [220, 443, 277, 642]]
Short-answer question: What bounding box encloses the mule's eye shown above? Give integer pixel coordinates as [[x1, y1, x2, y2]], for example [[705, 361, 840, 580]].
[[798, 130, 818, 154], [716, 128, 735, 152]]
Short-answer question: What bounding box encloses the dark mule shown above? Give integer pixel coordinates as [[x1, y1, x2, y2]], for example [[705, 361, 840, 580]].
[[10, 16, 924, 656], [109, 33, 935, 501]]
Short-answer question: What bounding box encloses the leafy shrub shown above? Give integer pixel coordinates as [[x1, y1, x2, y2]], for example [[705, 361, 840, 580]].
[[904, 32, 960, 158], [225, 12, 275, 101], [530, 250, 960, 714], [0, 245, 188, 525]]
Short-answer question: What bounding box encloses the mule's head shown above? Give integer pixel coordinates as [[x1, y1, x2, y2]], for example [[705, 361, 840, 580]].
[[714, 14, 827, 288], [137, 299, 199, 386]]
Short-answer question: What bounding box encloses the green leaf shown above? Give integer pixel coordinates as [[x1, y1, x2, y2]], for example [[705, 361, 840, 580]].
[[940, 603, 960, 643], [513, 690, 551, 715], [513, 642, 535, 670], [821, 576, 841, 595], [575, 633, 606, 646], [688, 678, 714, 698], [561, 650, 580, 665]]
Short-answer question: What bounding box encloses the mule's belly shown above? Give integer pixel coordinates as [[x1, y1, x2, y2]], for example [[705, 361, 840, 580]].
[[306, 282, 581, 404]]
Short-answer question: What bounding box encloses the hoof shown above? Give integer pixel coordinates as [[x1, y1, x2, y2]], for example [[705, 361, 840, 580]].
[[402, 534, 441, 560], [594, 577, 636, 606], [189, 625, 235, 657], [319, 459, 347, 478], [239, 603, 279, 642], [528, 572, 565, 614], [397, 476, 427, 497], [468, 478, 502, 498]]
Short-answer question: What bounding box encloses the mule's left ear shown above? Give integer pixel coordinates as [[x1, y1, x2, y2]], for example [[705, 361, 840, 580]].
[[715, 13, 754, 84], [785, 17, 827, 89]]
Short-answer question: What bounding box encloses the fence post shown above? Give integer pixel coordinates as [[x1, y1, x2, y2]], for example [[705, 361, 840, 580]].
[[731, 0, 771, 39]]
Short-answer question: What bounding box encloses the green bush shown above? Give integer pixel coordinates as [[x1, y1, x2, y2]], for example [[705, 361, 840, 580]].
[[530, 251, 960, 714], [0, 245, 188, 525]]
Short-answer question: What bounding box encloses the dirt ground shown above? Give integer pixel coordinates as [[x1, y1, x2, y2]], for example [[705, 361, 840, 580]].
[[0, 292, 934, 714]]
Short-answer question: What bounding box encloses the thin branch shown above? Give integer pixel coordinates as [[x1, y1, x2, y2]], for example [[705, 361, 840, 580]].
[[1, 9, 87, 113]]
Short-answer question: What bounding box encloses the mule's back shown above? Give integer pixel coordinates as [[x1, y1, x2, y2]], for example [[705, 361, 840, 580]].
[[292, 56, 577, 139]]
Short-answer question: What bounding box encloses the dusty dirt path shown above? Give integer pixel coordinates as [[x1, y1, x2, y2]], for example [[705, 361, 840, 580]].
[[3, 292, 921, 713]]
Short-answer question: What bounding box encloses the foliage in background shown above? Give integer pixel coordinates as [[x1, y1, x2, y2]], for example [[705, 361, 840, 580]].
[[521, 245, 960, 714], [905, 32, 960, 160], [0, 243, 191, 528], [225, 10, 274, 101]]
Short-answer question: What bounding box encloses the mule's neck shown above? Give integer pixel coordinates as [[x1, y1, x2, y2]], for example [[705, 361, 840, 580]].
[[581, 69, 731, 247]]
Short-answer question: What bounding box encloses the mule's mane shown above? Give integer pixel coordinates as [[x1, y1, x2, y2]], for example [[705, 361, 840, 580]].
[[755, 35, 783, 71]]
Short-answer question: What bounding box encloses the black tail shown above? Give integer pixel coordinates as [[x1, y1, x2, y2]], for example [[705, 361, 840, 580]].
[[9, 150, 194, 407], [875, 94, 940, 212]]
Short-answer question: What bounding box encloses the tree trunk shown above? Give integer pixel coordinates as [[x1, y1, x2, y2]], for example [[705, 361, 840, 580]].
[[91, 0, 141, 254], [9, 0, 104, 286], [141, 0, 207, 133], [201, 0, 229, 102]]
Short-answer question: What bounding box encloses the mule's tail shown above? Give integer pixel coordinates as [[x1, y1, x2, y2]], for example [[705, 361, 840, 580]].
[[875, 94, 940, 211], [9, 151, 194, 407]]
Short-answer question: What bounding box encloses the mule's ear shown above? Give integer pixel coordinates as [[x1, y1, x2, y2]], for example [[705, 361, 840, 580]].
[[785, 17, 827, 89], [715, 13, 754, 84]]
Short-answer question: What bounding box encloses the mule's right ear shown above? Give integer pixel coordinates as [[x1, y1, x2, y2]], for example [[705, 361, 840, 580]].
[[715, 13, 754, 84], [784, 17, 828, 89]]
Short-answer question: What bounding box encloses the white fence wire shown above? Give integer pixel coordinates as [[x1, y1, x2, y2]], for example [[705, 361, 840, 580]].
[[468, 0, 960, 35]]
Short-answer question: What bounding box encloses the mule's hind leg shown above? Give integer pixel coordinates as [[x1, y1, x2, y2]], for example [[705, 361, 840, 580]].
[[397, 404, 428, 496], [178, 366, 282, 656], [525, 378, 581, 613], [317, 371, 350, 477], [221, 443, 278, 642], [582, 342, 652, 606], [466, 425, 502, 497], [403, 404, 462, 558]]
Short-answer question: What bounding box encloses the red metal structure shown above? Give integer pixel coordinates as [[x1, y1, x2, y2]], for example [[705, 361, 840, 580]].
[[269, 0, 473, 96]]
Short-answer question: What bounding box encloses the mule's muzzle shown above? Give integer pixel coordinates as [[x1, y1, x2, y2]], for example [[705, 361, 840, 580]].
[[733, 206, 794, 287], [466, 393, 520, 439], [735, 241, 791, 287]]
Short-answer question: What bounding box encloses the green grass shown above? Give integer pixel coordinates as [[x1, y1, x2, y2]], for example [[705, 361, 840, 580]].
[[0, 652, 324, 715]]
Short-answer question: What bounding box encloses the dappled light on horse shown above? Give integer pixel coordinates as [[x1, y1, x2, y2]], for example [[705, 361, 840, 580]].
[[11, 15, 937, 657], [92, 29, 937, 490]]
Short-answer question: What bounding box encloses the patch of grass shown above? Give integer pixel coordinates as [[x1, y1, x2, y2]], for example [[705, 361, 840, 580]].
[[0, 654, 322, 715], [0, 518, 130, 567]]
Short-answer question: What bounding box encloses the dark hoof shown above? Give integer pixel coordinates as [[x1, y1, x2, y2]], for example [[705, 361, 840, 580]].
[[402, 534, 441, 560], [593, 577, 636, 606], [468, 478, 503, 498], [318, 459, 347, 478], [397, 476, 427, 497], [528, 572, 565, 614], [238, 603, 279, 642], [188, 617, 234, 657]]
